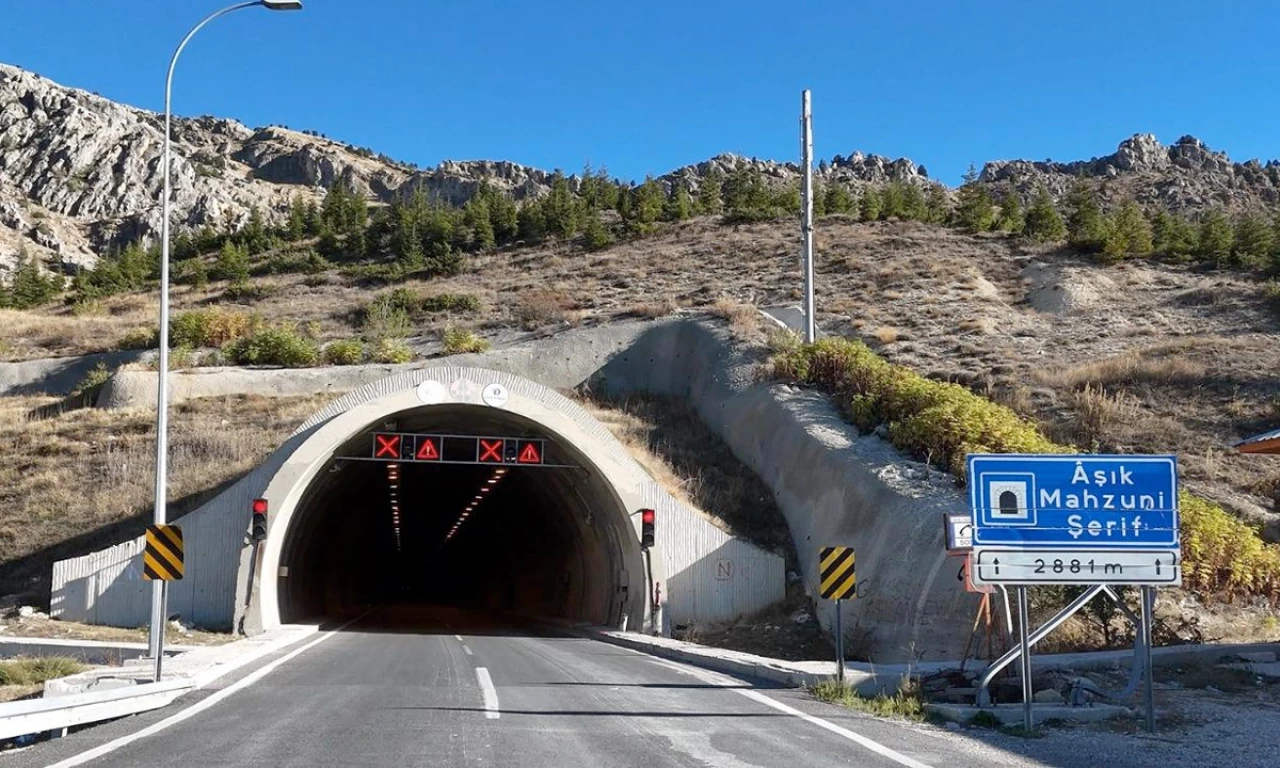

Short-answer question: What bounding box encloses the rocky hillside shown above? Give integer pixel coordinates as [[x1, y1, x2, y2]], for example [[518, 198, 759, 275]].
[[0, 62, 935, 275], [982, 133, 1280, 213], [5, 61, 1280, 278]]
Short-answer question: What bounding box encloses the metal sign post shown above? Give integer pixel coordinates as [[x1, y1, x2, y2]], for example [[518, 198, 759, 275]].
[[1016, 586, 1033, 733], [1141, 586, 1156, 733], [819, 546, 856, 685], [835, 599, 845, 683], [965, 453, 1181, 729]]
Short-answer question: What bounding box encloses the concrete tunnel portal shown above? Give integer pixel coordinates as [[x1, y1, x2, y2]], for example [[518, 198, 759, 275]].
[[275, 404, 641, 626], [55, 366, 787, 640]]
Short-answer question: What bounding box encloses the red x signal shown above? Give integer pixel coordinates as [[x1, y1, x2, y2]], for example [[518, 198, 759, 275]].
[[374, 434, 400, 459], [479, 439, 504, 463]]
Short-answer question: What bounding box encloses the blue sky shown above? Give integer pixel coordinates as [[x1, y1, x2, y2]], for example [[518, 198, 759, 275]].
[[3, 0, 1280, 185]]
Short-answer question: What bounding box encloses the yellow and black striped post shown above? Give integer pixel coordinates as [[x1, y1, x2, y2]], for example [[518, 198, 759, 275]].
[[819, 546, 855, 600], [144, 525, 184, 581], [819, 546, 855, 682]]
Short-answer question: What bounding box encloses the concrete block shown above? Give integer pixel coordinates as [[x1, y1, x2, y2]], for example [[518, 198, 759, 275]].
[[924, 702, 1133, 726]]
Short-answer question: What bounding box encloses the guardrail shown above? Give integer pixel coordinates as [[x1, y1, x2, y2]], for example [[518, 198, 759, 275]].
[[0, 678, 193, 741]]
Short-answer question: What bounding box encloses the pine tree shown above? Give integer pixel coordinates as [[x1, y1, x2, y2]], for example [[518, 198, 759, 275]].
[[243, 205, 268, 254], [582, 209, 613, 251], [695, 168, 723, 215], [173, 230, 197, 261], [923, 185, 950, 224], [955, 164, 995, 231], [1231, 212, 1274, 268], [112, 241, 149, 290], [997, 190, 1025, 234], [1065, 177, 1106, 252], [7, 251, 60, 309], [880, 181, 906, 220], [664, 181, 693, 222], [1195, 209, 1234, 267], [859, 185, 882, 222], [1102, 199, 1154, 262], [901, 183, 927, 221], [1023, 186, 1066, 242], [631, 176, 665, 231], [213, 240, 250, 283], [544, 170, 582, 239], [187, 257, 209, 289], [517, 199, 547, 241], [304, 201, 323, 237], [287, 195, 307, 241], [774, 181, 801, 216], [1150, 210, 1196, 261], [822, 183, 854, 216], [463, 196, 496, 251], [486, 189, 519, 243]]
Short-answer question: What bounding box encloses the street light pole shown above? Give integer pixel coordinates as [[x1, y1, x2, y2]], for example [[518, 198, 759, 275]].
[[149, 0, 303, 682]]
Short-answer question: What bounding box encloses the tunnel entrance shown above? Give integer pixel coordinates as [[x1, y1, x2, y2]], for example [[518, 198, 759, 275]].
[[272, 404, 643, 629]]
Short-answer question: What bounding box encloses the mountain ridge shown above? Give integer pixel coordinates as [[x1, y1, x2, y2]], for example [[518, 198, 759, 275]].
[[3, 61, 1280, 274]]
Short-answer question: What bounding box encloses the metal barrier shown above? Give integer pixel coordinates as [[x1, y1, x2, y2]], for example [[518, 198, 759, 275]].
[[0, 678, 193, 741]]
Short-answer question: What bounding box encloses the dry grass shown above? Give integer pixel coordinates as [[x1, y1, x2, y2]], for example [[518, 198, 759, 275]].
[[0, 614, 233, 645], [1039, 346, 1208, 390], [872, 326, 900, 344], [0, 393, 333, 603], [628, 297, 680, 319], [710, 298, 767, 342], [577, 393, 793, 565], [515, 288, 579, 330], [1068, 384, 1141, 447]]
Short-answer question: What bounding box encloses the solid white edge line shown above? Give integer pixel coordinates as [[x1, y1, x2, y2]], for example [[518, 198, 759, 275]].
[[463, 645, 474, 656], [475, 667, 500, 720], [649, 659, 934, 768], [46, 614, 366, 768]]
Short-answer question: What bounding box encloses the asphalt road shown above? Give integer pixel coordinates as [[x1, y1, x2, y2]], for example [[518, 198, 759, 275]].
[[20, 607, 1048, 768]]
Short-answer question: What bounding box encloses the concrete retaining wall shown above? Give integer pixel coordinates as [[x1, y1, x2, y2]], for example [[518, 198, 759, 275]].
[[586, 320, 980, 664]]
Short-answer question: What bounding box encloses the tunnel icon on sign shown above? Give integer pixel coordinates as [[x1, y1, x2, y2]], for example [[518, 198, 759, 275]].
[[987, 478, 1032, 522]]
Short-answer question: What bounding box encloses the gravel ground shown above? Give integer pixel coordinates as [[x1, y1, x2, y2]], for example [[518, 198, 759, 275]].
[[901, 664, 1280, 768]]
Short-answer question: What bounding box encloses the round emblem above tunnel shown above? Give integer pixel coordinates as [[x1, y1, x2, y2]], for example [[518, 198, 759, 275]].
[[415, 380, 448, 405], [482, 383, 510, 408]]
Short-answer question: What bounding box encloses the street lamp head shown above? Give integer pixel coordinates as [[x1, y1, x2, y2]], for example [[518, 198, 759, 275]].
[[261, 0, 303, 9]]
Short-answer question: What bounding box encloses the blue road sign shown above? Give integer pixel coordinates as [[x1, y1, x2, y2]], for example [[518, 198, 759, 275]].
[[968, 454, 1179, 550]]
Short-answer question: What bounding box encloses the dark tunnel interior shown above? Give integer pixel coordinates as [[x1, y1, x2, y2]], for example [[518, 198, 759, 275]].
[[275, 406, 642, 629]]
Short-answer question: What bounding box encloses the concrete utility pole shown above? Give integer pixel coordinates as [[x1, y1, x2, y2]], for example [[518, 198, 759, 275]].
[[800, 90, 816, 343], [149, 0, 303, 683]]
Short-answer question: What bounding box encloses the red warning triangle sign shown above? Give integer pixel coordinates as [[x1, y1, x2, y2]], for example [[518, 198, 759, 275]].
[[416, 437, 440, 461], [518, 442, 542, 464]]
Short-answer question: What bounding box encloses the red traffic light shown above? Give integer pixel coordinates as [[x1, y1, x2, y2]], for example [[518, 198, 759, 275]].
[[641, 509, 655, 525], [252, 498, 268, 515]]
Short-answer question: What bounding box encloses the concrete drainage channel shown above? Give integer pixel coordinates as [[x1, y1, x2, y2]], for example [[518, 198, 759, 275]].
[[0, 624, 322, 746]]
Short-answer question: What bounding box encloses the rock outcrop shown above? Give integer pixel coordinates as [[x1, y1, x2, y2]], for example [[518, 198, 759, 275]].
[[981, 133, 1280, 212]]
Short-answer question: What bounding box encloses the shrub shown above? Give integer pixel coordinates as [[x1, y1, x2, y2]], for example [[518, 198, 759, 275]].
[[369, 337, 413, 364], [72, 362, 113, 403], [223, 326, 319, 367], [771, 337, 1280, 603], [420, 292, 481, 313], [442, 327, 490, 355], [0, 657, 85, 686], [222, 282, 277, 303], [116, 327, 158, 351], [323, 339, 365, 366], [170, 309, 256, 348]]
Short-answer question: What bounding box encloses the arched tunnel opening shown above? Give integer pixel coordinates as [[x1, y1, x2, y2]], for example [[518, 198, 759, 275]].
[[273, 405, 645, 630]]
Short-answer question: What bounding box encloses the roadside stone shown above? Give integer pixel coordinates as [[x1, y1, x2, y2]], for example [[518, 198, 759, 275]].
[[1034, 688, 1065, 704]]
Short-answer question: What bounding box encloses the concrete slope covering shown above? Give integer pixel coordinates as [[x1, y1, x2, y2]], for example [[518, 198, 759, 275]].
[[52, 317, 976, 662]]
